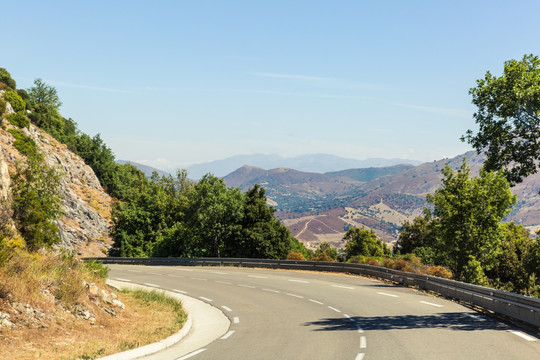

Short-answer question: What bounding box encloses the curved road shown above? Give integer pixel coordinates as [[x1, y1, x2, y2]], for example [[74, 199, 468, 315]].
[[108, 265, 540, 360]]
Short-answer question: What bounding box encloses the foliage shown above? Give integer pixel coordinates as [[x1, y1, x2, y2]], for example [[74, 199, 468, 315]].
[[290, 237, 313, 260], [395, 215, 434, 255], [0, 98, 6, 115], [342, 227, 390, 259], [28, 78, 62, 111], [0, 68, 16, 89], [6, 112, 30, 128], [10, 154, 64, 251], [8, 129, 38, 157], [3, 90, 25, 112], [427, 158, 516, 282], [463, 54, 540, 185], [287, 251, 306, 260], [312, 242, 338, 261]]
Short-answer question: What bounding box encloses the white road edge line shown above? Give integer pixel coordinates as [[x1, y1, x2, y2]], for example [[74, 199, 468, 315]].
[[355, 353, 365, 360], [286, 293, 304, 298], [233, 317, 240, 323], [289, 279, 309, 283], [377, 292, 399, 298], [508, 330, 537, 341], [115, 278, 131, 282], [332, 285, 354, 289], [199, 296, 213, 302], [222, 306, 232, 312], [173, 289, 187, 294], [221, 330, 235, 339], [144, 283, 159, 287], [175, 268, 193, 272], [328, 306, 341, 313], [176, 348, 207, 360], [360, 336, 367, 349], [211, 271, 228, 274], [420, 301, 443, 308], [309, 299, 323, 305]]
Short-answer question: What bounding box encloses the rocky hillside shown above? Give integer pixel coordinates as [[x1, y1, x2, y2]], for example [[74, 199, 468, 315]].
[[0, 91, 113, 256]]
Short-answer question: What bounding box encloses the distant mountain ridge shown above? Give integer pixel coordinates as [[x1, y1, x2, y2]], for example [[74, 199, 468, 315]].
[[187, 153, 422, 179]]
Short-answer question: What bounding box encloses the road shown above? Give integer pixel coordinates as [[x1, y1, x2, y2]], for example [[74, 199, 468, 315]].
[[108, 265, 540, 360]]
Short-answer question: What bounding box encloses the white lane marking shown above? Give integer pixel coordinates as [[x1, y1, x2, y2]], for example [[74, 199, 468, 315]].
[[356, 324, 364, 333], [222, 306, 232, 312], [355, 353, 365, 360], [464, 313, 486, 321], [215, 281, 232, 285], [211, 271, 228, 275], [420, 301, 443, 308], [343, 314, 351, 318], [168, 274, 184, 278], [233, 317, 240, 323], [199, 296, 213, 302], [238, 284, 255, 288], [221, 330, 235, 339], [288, 279, 309, 283], [249, 275, 268, 279], [360, 336, 367, 348], [148, 272, 161, 275], [175, 268, 193, 272], [328, 306, 341, 313], [144, 283, 159, 287], [176, 348, 206, 360], [309, 299, 323, 305], [377, 292, 399, 298], [286, 293, 304, 298], [115, 278, 131, 282], [192, 277, 207, 281], [127, 270, 141, 273], [508, 330, 537, 341], [262, 288, 279, 293], [173, 289, 187, 294], [332, 285, 354, 290]]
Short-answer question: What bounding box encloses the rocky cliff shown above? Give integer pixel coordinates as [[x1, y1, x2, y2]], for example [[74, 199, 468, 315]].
[[0, 92, 113, 256]]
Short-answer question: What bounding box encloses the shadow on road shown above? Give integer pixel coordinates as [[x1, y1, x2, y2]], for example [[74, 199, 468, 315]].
[[304, 312, 512, 332]]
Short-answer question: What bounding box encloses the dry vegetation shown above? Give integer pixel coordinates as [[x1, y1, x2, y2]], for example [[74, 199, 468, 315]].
[[0, 245, 187, 360]]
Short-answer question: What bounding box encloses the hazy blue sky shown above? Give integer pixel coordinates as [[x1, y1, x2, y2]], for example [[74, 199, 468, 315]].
[[3, 1, 540, 170]]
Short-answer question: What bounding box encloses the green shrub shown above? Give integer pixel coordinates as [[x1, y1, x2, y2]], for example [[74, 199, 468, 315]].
[[83, 259, 110, 279], [0, 68, 16, 89], [4, 90, 25, 112], [0, 98, 6, 116], [7, 129, 38, 157], [6, 112, 30, 128], [426, 265, 453, 279]]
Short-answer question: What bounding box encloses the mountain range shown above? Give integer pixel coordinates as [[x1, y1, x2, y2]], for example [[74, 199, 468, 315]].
[[186, 153, 423, 179]]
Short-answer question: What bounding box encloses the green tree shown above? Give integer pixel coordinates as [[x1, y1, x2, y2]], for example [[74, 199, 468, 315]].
[[11, 154, 64, 251], [395, 215, 434, 255], [0, 68, 16, 89], [342, 227, 388, 259], [313, 242, 338, 261], [463, 54, 540, 185], [28, 78, 62, 111], [427, 158, 516, 282]]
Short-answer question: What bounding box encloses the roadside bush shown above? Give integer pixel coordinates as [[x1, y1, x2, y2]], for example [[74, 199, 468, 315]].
[[4, 90, 25, 112], [382, 258, 395, 269], [83, 259, 110, 279], [312, 252, 334, 262], [0, 98, 6, 115], [8, 129, 38, 157], [364, 257, 380, 266], [393, 259, 415, 272], [287, 251, 306, 261], [6, 112, 30, 128], [426, 265, 453, 279], [0, 68, 16, 89]]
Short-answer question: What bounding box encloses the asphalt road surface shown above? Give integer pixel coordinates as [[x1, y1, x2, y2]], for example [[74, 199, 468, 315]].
[[108, 265, 540, 360]]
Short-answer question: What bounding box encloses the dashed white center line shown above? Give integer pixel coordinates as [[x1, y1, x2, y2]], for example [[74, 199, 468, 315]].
[[328, 306, 341, 313], [144, 283, 159, 287], [211, 271, 228, 275], [309, 299, 323, 305], [127, 270, 141, 273], [167, 274, 184, 278], [355, 353, 365, 360], [356, 324, 364, 333], [221, 330, 235, 339], [420, 301, 443, 308], [148, 272, 161, 275], [464, 313, 486, 321], [508, 330, 537, 341], [288, 279, 309, 283], [377, 292, 399, 298], [199, 296, 213, 302], [360, 336, 367, 348], [176, 348, 207, 360], [262, 288, 279, 293], [192, 277, 207, 281], [238, 284, 255, 288], [175, 268, 193, 272], [286, 293, 304, 298], [233, 317, 240, 324], [222, 306, 232, 312], [332, 285, 354, 290], [215, 281, 232, 285], [249, 275, 268, 279], [115, 278, 131, 282], [173, 289, 187, 294]]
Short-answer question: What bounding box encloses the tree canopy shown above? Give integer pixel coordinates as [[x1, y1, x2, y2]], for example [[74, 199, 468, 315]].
[[463, 54, 540, 185]]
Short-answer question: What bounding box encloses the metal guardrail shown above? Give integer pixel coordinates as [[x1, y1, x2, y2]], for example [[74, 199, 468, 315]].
[[86, 257, 540, 328]]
